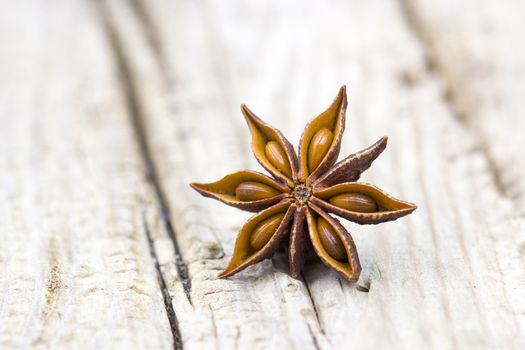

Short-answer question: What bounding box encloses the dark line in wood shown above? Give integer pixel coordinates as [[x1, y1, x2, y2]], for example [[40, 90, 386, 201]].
[[306, 322, 321, 350], [356, 280, 370, 293], [337, 278, 345, 293], [143, 211, 183, 350], [208, 305, 220, 350], [93, 0, 193, 305], [42, 237, 60, 322], [128, 0, 172, 88], [92, 1, 189, 348], [300, 273, 325, 335], [396, 1, 436, 75]]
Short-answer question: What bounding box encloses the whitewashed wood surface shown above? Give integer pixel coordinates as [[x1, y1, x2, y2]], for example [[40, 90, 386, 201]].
[[1, 1, 524, 349]]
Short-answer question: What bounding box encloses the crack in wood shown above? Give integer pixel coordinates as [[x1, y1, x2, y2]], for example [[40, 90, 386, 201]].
[[208, 305, 220, 350], [306, 322, 321, 350], [92, 0, 193, 306], [92, 1, 192, 348], [128, 0, 171, 88], [142, 211, 183, 350], [41, 238, 60, 322], [300, 273, 325, 337], [356, 279, 371, 293]]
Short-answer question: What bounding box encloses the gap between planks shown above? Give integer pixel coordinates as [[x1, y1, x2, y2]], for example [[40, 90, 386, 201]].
[[93, 1, 190, 348]]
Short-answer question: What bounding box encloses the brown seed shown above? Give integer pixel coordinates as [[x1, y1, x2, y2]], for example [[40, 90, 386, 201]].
[[250, 213, 286, 250], [235, 181, 280, 201], [265, 141, 292, 178], [308, 128, 333, 173], [329, 193, 377, 212], [317, 217, 346, 260]]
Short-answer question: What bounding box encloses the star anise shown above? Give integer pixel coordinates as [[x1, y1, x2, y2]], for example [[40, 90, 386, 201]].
[[190, 86, 416, 282]]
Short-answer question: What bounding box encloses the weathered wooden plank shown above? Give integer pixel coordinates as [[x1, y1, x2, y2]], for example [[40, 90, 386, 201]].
[[403, 0, 525, 211], [401, 0, 525, 340], [0, 1, 173, 348], [103, 1, 327, 349], [74, 0, 525, 349]]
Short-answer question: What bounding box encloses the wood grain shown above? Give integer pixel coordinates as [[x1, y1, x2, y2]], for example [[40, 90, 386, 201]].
[[103, 0, 525, 349], [0, 1, 172, 348], [402, 0, 525, 211], [1, 0, 524, 349]]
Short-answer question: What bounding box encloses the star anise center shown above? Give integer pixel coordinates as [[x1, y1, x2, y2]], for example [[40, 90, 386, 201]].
[[292, 184, 311, 205]]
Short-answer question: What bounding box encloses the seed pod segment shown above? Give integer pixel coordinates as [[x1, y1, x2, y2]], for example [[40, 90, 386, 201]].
[[298, 86, 347, 184], [312, 182, 417, 224], [306, 205, 361, 282], [249, 213, 286, 250], [241, 104, 298, 186], [265, 141, 293, 178], [191, 170, 288, 212], [317, 217, 346, 260], [308, 128, 334, 173], [235, 181, 281, 202], [328, 193, 377, 213], [219, 201, 296, 278]]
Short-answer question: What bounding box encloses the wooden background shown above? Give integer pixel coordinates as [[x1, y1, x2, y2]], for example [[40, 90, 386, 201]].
[[1, 0, 524, 349]]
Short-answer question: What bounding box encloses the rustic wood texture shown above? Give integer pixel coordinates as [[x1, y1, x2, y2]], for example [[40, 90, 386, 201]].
[[1, 0, 524, 349], [0, 1, 173, 348], [403, 0, 525, 212]]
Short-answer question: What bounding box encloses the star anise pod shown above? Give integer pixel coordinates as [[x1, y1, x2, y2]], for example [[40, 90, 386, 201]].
[[190, 86, 416, 282]]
